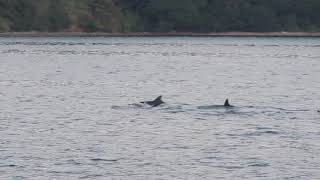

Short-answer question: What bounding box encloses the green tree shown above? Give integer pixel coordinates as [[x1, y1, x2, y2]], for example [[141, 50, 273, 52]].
[[143, 0, 200, 31], [1, 0, 320, 32], [48, 0, 70, 31]]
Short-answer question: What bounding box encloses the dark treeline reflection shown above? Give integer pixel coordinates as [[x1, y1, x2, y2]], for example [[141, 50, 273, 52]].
[[0, 0, 320, 32]]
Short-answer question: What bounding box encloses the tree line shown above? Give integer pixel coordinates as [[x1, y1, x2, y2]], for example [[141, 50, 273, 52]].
[[0, 0, 320, 32]]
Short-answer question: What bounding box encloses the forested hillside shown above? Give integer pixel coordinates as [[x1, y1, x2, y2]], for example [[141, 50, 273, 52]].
[[0, 0, 320, 32]]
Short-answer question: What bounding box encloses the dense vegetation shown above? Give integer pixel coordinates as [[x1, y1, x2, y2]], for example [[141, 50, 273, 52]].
[[1, 0, 320, 32]]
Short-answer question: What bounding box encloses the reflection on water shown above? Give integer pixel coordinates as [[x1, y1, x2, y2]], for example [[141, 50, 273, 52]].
[[0, 37, 320, 179]]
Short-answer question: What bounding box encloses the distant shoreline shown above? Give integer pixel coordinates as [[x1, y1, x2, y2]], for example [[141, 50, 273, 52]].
[[1, 32, 320, 37]]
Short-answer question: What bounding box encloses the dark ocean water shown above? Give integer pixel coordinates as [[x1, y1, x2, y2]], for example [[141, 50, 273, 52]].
[[0, 37, 320, 179]]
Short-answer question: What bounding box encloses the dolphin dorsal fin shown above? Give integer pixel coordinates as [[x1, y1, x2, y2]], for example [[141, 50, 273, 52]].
[[154, 96, 162, 102], [224, 99, 230, 106]]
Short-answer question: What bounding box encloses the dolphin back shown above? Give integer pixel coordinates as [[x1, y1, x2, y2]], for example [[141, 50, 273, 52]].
[[141, 96, 164, 107]]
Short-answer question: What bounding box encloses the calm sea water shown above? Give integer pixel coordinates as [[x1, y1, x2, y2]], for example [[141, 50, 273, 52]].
[[0, 36, 320, 179]]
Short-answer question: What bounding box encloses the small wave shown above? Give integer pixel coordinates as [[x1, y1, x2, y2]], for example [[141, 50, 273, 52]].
[[79, 174, 104, 179], [0, 164, 17, 167], [111, 103, 145, 110], [111, 105, 123, 110], [219, 165, 244, 170], [263, 44, 280, 47], [19, 99, 33, 103], [254, 106, 310, 113], [90, 158, 119, 162], [275, 108, 310, 112], [160, 104, 190, 114], [202, 156, 220, 160], [2, 49, 26, 54], [247, 162, 270, 167], [58, 50, 78, 55], [244, 130, 281, 137]]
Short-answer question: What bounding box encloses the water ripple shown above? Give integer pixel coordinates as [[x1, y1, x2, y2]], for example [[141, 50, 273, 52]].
[[1, 36, 320, 179]]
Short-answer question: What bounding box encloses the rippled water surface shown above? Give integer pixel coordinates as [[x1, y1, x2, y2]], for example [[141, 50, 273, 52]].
[[1, 37, 320, 179]]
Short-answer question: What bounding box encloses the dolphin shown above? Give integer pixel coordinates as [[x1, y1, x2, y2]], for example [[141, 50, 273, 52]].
[[224, 99, 232, 107], [140, 96, 164, 107], [197, 98, 234, 109]]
